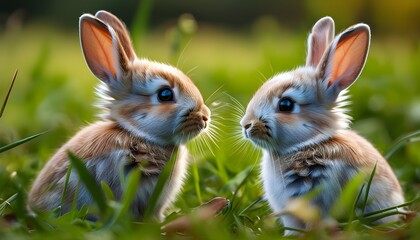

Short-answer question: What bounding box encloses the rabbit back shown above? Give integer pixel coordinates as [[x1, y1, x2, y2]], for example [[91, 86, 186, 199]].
[[240, 16, 404, 234], [29, 10, 209, 220]]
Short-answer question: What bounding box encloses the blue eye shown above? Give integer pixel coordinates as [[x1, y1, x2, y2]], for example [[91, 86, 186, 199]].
[[278, 97, 294, 112], [158, 88, 174, 102]]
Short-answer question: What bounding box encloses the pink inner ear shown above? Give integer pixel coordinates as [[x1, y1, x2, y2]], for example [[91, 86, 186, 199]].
[[95, 11, 136, 62], [328, 30, 369, 89], [306, 17, 334, 68], [309, 37, 327, 67], [81, 19, 117, 81]]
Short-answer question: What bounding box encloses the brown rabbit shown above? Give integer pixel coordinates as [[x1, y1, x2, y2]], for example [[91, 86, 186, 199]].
[[29, 10, 210, 220], [241, 17, 404, 234]]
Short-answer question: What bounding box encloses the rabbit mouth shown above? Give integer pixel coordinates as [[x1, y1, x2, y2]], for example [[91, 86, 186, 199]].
[[248, 131, 271, 142], [182, 121, 206, 134], [244, 125, 273, 148], [175, 119, 207, 140], [174, 109, 209, 142]]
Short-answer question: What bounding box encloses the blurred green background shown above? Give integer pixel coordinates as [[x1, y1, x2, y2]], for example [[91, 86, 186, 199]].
[[0, 0, 419, 238]]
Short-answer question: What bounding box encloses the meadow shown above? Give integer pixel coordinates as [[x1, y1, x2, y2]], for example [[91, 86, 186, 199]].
[[0, 11, 419, 239]]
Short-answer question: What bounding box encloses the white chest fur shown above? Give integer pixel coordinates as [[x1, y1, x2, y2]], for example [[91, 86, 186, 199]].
[[261, 151, 357, 215], [154, 144, 190, 219]]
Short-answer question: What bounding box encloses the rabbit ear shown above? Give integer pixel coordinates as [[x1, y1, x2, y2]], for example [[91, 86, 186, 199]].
[[79, 14, 129, 83], [306, 17, 335, 67], [95, 10, 136, 61], [317, 24, 370, 100]]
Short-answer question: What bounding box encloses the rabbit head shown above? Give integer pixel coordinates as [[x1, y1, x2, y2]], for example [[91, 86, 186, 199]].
[[79, 11, 210, 146], [241, 17, 370, 154]]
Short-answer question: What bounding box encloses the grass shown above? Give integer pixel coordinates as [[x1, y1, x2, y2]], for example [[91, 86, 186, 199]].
[[0, 13, 419, 239]]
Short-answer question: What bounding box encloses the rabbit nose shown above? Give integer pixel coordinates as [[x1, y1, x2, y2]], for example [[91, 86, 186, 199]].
[[202, 115, 208, 129], [243, 122, 252, 138]]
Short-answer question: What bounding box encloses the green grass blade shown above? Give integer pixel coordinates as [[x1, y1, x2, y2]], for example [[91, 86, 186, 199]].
[[342, 183, 366, 230], [71, 181, 81, 219], [0, 69, 18, 118], [0, 131, 46, 153], [120, 168, 140, 216], [229, 167, 254, 214], [347, 183, 365, 226], [101, 181, 115, 202], [362, 209, 404, 223], [77, 205, 89, 219], [100, 169, 140, 230], [67, 152, 107, 213], [192, 159, 202, 204], [361, 196, 419, 218], [144, 146, 179, 221], [238, 196, 263, 216], [361, 162, 377, 213], [0, 193, 18, 216], [215, 151, 229, 184], [385, 130, 420, 159], [331, 171, 367, 220], [131, 0, 154, 49], [352, 184, 365, 214], [60, 163, 73, 214]]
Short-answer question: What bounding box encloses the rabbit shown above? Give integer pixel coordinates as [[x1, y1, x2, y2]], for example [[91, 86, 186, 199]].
[[28, 10, 210, 221], [240, 16, 404, 234]]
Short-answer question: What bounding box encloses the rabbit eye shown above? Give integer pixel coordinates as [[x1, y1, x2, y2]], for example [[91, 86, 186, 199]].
[[157, 88, 174, 102], [278, 97, 294, 112]]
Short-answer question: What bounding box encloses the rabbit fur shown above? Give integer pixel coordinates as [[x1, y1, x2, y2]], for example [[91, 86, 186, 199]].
[[241, 17, 404, 233], [29, 10, 210, 221]]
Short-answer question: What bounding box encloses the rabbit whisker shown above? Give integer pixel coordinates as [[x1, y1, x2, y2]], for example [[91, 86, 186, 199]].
[[176, 38, 192, 69], [256, 70, 267, 85], [185, 65, 200, 77]]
